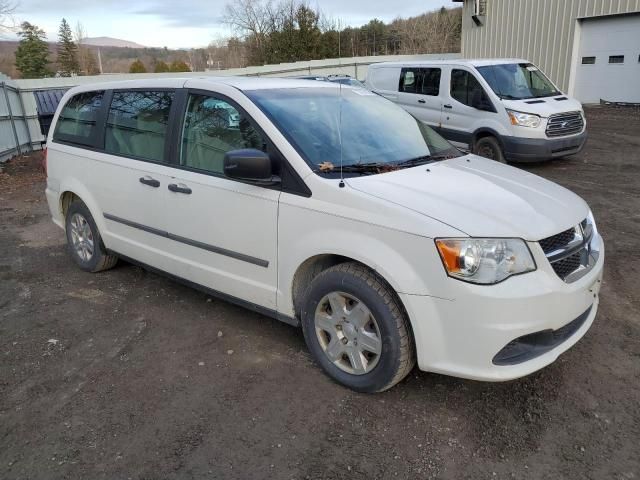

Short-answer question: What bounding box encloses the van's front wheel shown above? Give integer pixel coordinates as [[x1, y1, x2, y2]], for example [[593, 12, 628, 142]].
[[301, 262, 415, 393], [474, 136, 506, 163]]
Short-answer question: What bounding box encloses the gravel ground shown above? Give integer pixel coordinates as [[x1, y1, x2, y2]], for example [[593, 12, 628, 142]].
[[1, 106, 639, 479]]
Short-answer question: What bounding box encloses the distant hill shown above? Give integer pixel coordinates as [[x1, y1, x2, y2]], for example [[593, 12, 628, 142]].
[[83, 37, 146, 48]]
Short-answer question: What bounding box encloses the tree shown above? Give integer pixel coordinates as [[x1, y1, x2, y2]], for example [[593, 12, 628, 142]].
[[129, 59, 147, 73], [74, 21, 100, 75], [57, 18, 79, 76], [169, 60, 190, 72], [15, 22, 51, 78], [0, 0, 16, 35], [154, 60, 169, 72]]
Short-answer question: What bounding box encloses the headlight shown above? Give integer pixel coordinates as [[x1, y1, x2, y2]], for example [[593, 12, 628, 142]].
[[435, 238, 536, 284], [506, 109, 541, 128]]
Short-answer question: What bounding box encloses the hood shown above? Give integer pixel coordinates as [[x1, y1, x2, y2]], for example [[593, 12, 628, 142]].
[[345, 155, 589, 240], [501, 95, 583, 117]]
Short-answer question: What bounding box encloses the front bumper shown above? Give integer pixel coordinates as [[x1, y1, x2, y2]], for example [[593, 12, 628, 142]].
[[401, 234, 604, 381], [502, 130, 588, 162]]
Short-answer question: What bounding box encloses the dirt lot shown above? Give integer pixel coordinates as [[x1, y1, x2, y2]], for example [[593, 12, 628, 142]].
[[1, 106, 639, 480]]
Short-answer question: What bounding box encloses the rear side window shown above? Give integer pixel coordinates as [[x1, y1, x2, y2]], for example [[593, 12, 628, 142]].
[[399, 68, 441, 96], [53, 91, 104, 145], [451, 69, 494, 111], [400, 68, 418, 93], [105, 90, 175, 163]]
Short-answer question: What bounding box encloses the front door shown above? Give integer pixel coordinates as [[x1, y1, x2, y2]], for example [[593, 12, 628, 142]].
[[163, 91, 280, 310], [439, 68, 493, 149]]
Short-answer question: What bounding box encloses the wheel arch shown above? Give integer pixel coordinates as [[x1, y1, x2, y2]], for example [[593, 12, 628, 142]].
[[56, 179, 106, 236], [472, 127, 506, 151]]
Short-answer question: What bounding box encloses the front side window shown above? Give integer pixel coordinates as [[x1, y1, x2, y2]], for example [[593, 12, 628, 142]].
[[476, 63, 560, 100], [105, 90, 174, 162], [247, 87, 461, 177], [180, 94, 266, 175], [53, 91, 104, 144], [450, 69, 493, 111]]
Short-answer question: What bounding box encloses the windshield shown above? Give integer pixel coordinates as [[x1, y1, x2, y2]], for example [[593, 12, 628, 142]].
[[247, 87, 460, 176], [476, 63, 561, 100]]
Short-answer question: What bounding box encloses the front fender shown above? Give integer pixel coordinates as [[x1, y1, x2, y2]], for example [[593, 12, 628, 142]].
[[277, 202, 452, 318]]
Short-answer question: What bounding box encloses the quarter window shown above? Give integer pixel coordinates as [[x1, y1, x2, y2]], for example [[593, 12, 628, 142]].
[[399, 68, 441, 96], [105, 90, 174, 163], [180, 94, 266, 175], [450, 69, 493, 111], [53, 91, 104, 145]]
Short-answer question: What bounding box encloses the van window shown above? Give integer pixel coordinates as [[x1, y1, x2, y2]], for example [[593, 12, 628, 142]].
[[450, 69, 494, 111], [399, 68, 441, 96], [180, 94, 266, 175], [400, 68, 418, 93], [53, 91, 104, 145], [105, 91, 175, 163]]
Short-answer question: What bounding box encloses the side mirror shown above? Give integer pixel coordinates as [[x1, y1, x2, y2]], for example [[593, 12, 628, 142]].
[[223, 149, 280, 185], [471, 93, 496, 112]]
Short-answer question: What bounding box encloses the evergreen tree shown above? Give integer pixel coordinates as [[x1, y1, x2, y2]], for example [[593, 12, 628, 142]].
[[129, 59, 147, 73], [154, 60, 169, 72], [15, 22, 51, 79], [57, 18, 79, 76], [169, 60, 190, 72]]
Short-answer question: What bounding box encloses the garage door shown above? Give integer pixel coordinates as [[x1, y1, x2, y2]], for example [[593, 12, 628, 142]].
[[573, 13, 640, 104]]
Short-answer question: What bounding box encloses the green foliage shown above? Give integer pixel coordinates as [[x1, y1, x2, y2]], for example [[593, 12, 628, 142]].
[[129, 59, 147, 73], [154, 60, 170, 72], [57, 18, 79, 77], [224, 1, 462, 67], [169, 60, 190, 72], [15, 22, 51, 79]]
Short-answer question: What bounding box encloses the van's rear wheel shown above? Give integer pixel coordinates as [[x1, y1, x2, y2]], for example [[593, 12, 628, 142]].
[[301, 262, 415, 393], [65, 200, 117, 272], [474, 136, 506, 163]]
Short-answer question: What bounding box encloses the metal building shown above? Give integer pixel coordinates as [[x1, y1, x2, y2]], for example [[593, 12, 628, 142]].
[[454, 0, 640, 103]]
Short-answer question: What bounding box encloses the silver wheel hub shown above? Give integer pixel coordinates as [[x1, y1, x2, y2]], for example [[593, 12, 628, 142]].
[[314, 291, 382, 375], [69, 213, 94, 262]]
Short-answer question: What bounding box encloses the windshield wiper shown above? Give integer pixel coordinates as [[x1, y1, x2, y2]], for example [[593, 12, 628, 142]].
[[394, 155, 437, 167], [395, 153, 457, 167], [314, 162, 389, 175]]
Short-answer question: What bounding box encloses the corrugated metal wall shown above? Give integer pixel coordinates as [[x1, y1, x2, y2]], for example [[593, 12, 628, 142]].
[[460, 0, 640, 92], [0, 75, 32, 162]]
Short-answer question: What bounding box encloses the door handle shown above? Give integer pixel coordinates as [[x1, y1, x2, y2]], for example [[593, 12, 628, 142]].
[[168, 183, 192, 194], [444, 104, 453, 109], [418, 99, 426, 104], [139, 176, 160, 188]]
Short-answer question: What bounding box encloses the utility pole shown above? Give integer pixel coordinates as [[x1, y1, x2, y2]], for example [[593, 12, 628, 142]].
[[97, 48, 103, 74]]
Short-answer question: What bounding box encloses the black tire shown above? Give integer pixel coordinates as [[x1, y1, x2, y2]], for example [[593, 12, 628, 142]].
[[301, 262, 415, 393], [65, 200, 118, 273], [473, 136, 506, 163]]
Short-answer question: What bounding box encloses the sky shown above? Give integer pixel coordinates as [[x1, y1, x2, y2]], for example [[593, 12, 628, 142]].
[[11, 0, 451, 49]]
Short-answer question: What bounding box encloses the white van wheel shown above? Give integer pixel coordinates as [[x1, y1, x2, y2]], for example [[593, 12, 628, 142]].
[[474, 136, 506, 163]]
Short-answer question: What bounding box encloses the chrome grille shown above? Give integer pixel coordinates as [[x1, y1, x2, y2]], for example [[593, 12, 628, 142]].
[[546, 112, 584, 137], [539, 227, 576, 254], [539, 219, 594, 282]]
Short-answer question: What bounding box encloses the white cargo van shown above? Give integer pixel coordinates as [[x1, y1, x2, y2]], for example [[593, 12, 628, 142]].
[[366, 59, 587, 163], [45, 77, 603, 392]]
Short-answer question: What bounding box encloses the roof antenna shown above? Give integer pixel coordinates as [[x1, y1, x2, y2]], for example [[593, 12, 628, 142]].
[[338, 80, 345, 188]]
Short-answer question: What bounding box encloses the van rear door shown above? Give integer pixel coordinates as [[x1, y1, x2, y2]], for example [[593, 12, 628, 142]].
[[397, 67, 443, 128]]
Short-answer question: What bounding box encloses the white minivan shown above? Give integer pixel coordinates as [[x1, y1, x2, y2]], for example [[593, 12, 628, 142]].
[[45, 77, 603, 392], [366, 59, 587, 163]]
